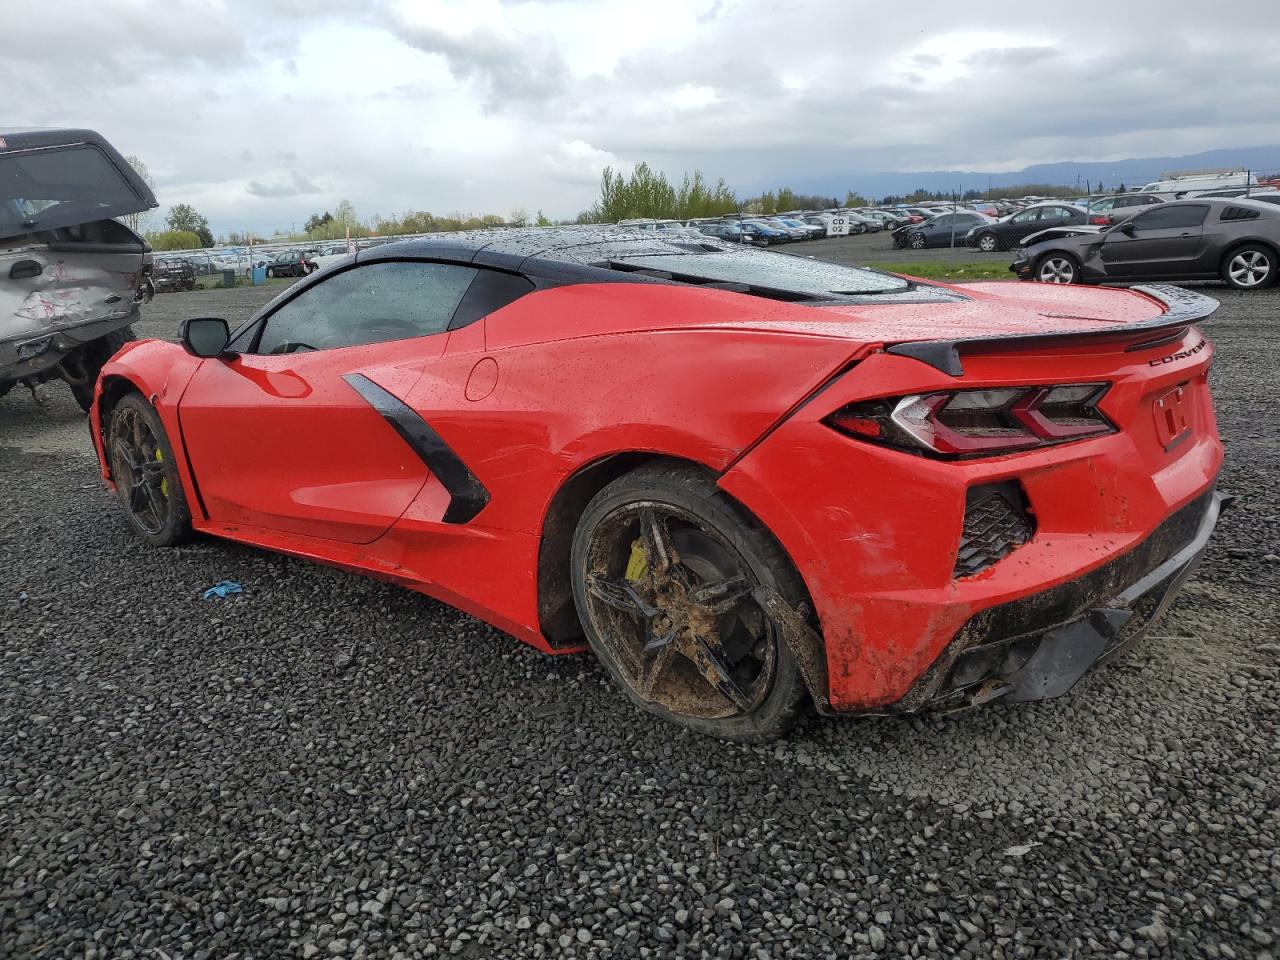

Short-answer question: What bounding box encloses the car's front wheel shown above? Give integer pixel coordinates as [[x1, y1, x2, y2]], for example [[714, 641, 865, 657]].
[[909, 232, 926, 250], [571, 463, 811, 742], [1035, 253, 1081, 284], [976, 233, 999, 253], [266, 267, 275, 278], [1222, 245, 1277, 290], [106, 393, 193, 547]]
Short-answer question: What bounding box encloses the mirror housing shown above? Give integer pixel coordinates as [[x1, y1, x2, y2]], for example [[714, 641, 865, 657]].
[[1118, 222, 1137, 237], [180, 317, 232, 359]]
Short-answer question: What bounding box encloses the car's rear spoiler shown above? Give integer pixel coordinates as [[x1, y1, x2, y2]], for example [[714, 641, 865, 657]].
[[883, 284, 1217, 376]]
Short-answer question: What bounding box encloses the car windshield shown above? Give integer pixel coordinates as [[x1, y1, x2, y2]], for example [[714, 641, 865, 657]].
[[610, 249, 910, 296]]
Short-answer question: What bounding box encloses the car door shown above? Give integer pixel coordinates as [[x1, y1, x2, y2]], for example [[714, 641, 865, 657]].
[[1100, 204, 1211, 278], [177, 259, 481, 543], [1001, 207, 1042, 244]]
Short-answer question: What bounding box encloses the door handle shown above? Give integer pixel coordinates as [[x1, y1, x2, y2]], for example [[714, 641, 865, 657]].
[[1179, 233, 1193, 238], [9, 259, 43, 280]]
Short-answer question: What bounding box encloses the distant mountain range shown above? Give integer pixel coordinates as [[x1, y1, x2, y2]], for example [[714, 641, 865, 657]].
[[784, 146, 1280, 199]]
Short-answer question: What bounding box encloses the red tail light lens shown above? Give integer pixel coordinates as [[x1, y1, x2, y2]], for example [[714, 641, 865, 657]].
[[827, 383, 1114, 458]]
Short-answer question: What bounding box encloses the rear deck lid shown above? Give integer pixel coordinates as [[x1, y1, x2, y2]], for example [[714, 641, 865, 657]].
[[0, 129, 158, 239]]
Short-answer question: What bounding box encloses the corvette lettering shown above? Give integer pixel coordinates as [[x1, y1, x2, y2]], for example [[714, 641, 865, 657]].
[[1150, 339, 1207, 366]]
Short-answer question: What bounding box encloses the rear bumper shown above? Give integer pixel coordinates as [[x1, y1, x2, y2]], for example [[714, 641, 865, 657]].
[[718, 322, 1223, 712], [0, 307, 140, 382], [884, 487, 1228, 713]]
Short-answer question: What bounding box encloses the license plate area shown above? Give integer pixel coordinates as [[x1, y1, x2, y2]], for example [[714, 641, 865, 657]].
[[1153, 382, 1192, 451]]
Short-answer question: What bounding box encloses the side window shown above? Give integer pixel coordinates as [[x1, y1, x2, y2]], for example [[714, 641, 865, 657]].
[[1131, 205, 1209, 231], [254, 261, 477, 355], [933, 215, 954, 227], [1011, 209, 1040, 224], [450, 269, 535, 330]]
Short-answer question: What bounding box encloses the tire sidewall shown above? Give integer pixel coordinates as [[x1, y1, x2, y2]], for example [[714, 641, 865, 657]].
[[1222, 245, 1278, 290], [1036, 252, 1080, 284], [570, 466, 809, 742], [108, 393, 193, 547]]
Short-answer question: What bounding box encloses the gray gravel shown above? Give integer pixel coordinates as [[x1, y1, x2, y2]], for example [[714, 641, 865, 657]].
[[1, 279, 1277, 959]]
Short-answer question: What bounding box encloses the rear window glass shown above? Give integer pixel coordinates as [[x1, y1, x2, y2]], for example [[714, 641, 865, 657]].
[[0, 144, 143, 236], [608, 249, 909, 297]]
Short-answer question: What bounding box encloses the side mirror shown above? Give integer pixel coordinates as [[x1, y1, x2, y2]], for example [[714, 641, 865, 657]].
[[180, 317, 232, 358], [1118, 222, 1137, 237]]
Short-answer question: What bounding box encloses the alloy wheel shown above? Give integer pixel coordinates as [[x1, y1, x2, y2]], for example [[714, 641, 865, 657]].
[[1038, 257, 1076, 283], [580, 502, 777, 719], [978, 235, 998, 253], [108, 405, 172, 536], [1228, 250, 1271, 288]]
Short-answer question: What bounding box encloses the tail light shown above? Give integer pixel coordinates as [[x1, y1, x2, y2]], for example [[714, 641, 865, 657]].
[[827, 383, 1114, 459], [1089, 214, 1109, 225]]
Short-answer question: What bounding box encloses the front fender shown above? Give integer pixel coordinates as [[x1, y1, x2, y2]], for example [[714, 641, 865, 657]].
[[91, 339, 205, 514]]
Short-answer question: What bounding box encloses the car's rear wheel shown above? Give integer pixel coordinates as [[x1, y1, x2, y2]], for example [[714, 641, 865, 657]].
[[107, 393, 193, 547], [1222, 245, 1277, 290], [571, 464, 811, 742], [71, 325, 136, 412], [1035, 253, 1081, 284], [977, 233, 999, 253], [266, 267, 275, 278], [909, 232, 926, 250]]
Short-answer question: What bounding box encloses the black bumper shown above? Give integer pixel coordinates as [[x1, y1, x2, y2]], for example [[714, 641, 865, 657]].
[[1009, 254, 1033, 278], [889, 487, 1229, 713]]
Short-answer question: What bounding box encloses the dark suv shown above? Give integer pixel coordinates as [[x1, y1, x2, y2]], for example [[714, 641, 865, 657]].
[[153, 257, 196, 292], [266, 250, 317, 278]]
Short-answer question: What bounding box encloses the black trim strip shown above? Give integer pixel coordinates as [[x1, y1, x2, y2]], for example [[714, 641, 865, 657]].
[[343, 373, 490, 524], [884, 284, 1218, 376]]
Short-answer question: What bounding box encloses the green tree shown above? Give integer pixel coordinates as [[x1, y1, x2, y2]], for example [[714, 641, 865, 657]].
[[535, 210, 552, 226], [122, 155, 155, 232], [165, 204, 213, 247], [147, 229, 201, 250], [844, 191, 868, 207], [304, 211, 333, 233]]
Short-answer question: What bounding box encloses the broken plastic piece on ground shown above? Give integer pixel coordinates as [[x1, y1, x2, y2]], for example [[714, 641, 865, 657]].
[[201, 580, 243, 600]]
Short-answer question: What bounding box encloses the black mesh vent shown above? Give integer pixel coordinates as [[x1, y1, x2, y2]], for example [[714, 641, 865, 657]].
[[954, 484, 1034, 578], [1221, 205, 1260, 221]]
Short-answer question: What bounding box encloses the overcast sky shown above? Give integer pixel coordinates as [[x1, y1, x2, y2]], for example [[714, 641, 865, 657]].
[[7, 0, 1278, 236]]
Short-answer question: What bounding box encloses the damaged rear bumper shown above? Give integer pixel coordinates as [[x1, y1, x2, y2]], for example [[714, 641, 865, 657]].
[[885, 487, 1229, 714]]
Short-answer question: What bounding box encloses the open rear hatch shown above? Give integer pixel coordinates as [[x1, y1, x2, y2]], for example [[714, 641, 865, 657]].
[[1, 128, 157, 239]]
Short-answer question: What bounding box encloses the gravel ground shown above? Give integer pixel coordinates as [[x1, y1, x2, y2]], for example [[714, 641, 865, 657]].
[[2, 277, 1277, 959]]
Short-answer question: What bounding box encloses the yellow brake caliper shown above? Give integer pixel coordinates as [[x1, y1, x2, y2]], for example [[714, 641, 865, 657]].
[[624, 538, 647, 581], [156, 448, 167, 498]]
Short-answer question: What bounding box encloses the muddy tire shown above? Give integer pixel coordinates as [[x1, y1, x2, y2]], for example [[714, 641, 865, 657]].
[[71, 325, 136, 413], [106, 392, 193, 547], [571, 463, 811, 742]]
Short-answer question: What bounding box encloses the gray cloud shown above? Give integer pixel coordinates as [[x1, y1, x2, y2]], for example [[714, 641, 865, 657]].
[[4, 0, 1276, 235], [247, 173, 322, 198]]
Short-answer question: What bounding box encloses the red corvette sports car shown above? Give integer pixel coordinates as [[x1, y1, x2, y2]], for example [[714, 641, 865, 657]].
[[91, 229, 1226, 740]]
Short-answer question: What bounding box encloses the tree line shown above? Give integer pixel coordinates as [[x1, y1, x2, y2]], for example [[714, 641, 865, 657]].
[[125, 149, 1156, 253]]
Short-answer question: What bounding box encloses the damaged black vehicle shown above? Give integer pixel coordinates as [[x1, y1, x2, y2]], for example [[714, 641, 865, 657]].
[[1011, 197, 1280, 289], [1, 129, 157, 410]]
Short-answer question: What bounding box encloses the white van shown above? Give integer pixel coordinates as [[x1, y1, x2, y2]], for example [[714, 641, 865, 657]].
[[1140, 170, 1258, 199]]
